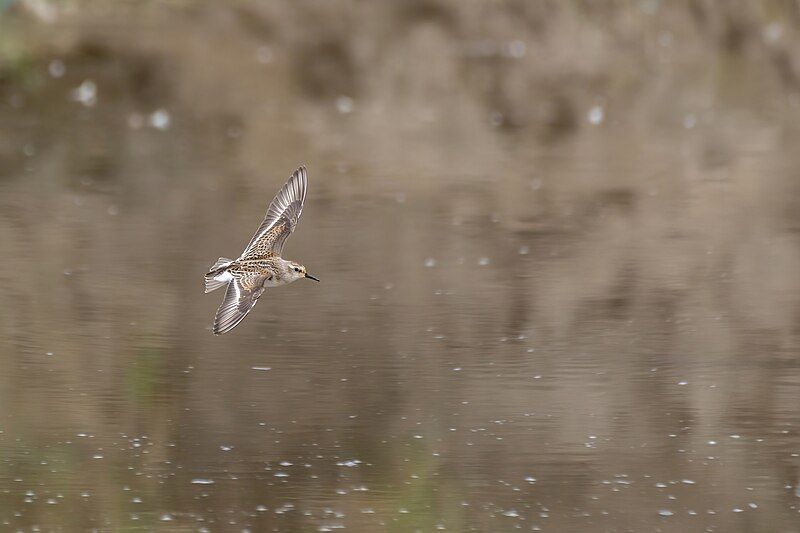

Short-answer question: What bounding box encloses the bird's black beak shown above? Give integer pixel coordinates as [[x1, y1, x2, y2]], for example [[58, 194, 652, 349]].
[[305, 273, 320, 282]]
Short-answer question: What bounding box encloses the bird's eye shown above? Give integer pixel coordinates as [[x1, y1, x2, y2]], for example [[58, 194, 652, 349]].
[[294, 267, 300, 272]]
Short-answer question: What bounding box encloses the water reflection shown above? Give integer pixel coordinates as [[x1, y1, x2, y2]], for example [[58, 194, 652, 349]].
[[1, 2, 800, 532]]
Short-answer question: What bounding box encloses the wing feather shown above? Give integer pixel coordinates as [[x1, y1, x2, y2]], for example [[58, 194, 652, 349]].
[[212, 275, 266, 335], [240, 166, 308, 259]]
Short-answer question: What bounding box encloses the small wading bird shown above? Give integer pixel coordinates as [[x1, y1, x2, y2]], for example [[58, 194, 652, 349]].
[[204, 166, 319, 335]]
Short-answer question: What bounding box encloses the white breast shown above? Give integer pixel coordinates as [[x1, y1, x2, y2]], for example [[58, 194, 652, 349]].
[[263, 276, 290, 288]]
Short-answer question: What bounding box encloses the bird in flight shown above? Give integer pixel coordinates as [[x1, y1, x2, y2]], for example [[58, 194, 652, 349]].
[[204, 166, 319, 335]]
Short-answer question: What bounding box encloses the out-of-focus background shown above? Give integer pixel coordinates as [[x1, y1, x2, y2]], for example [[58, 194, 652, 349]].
[[1, 1, 799, 531]]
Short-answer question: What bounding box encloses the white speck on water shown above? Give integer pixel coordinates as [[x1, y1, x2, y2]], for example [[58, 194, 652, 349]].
[[707, 440, 717, 445], [503, 509, 519, 517], [92, 454, 104, 459], [220, 445, 233, 452], [518, 245, 529, 255], [71, 80, 97, 107], [256, 46, 273, 64], [191, 479, 214, 485], [336, 96, 354, 114], [160, 514, 173, 521], [524, 476, 537, 483], [763, 23, 783, 43], [360, 508, 375, 514], [274, 472, 289, 478], [587, 105, 604, 125], [748, 502, 758, 509], [46, 352, 53, 356], [48, 59, 65, 78], [683, 113, 697, 129], [336, 459, 361, 467], [452, 367, 461, 371], [424, 258, 436, 268], [732, 508, 744, 513], [682, 479, 696, 484], [677, 380, 688, 386], [149, 109, 171, 130], [730, 434, 741, 439], [658, 509, 674, 517], [478, 257, 490, 266], [256, 505, 268, 512], [252, 366, 271, 372]]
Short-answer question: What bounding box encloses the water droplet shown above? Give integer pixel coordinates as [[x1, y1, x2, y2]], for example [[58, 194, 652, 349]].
[[48, 59, 65, 78], [336, 96, 354, 114], [658, 509, 674, 517], [256, 46, 273, 64], [71, 80, 97, 107], [587, 105, 604, 125], [149, 109, 171, 130], [763, 23, 782, 43]]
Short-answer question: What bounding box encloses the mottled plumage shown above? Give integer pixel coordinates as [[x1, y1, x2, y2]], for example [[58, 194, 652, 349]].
[[204, 166, 319, 335]]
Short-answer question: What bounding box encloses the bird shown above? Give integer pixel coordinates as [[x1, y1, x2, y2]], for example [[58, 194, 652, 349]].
[[204, 166, 319, 335]]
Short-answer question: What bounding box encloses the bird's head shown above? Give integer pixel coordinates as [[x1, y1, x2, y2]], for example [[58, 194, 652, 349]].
[[287, 261, 320, 283]]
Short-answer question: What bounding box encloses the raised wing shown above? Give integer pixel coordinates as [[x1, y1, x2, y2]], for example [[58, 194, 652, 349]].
[[240, 166, 308, 259], [212, 275, 267, 335]]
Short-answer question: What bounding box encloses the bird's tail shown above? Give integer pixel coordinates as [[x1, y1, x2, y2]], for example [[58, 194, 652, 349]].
[[204, 257, 233, 293]]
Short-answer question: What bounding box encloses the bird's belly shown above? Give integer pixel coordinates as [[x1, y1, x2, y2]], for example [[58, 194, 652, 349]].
[[262, 276, 287, 288]]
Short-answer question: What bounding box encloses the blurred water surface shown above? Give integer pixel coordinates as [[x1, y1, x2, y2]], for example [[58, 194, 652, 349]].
[[1, 2, 800, 531]]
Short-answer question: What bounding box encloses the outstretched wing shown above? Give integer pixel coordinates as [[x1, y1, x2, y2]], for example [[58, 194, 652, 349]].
[[240, 166, 308, 259], [212, 275, 267, 335]]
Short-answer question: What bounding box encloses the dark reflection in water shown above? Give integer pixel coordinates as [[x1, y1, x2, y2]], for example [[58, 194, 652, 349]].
[[1, 2, 800, 532]]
